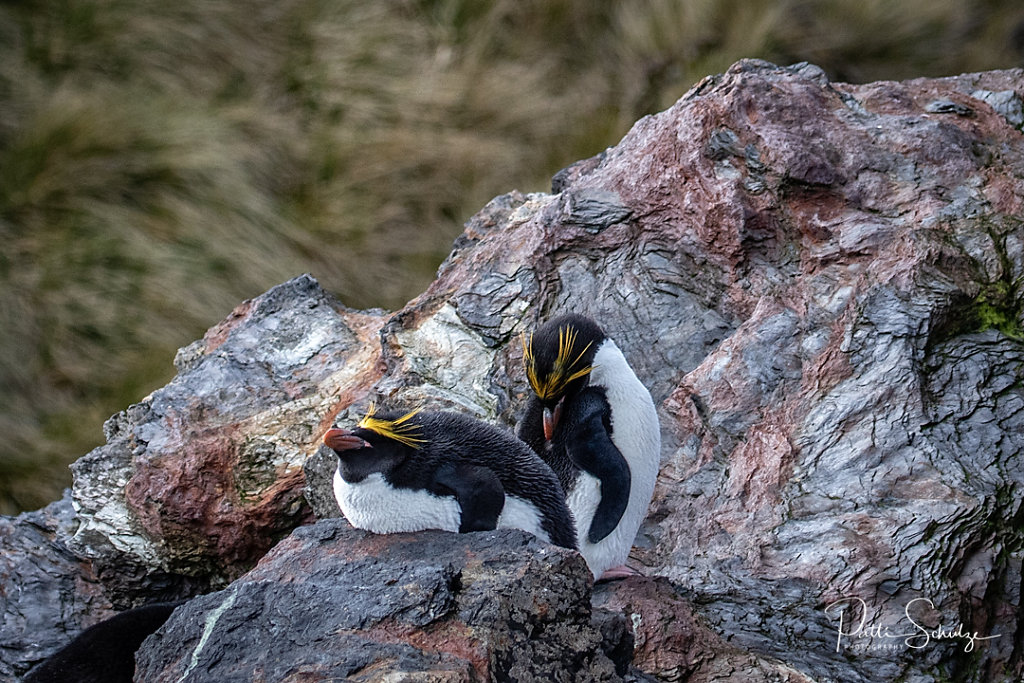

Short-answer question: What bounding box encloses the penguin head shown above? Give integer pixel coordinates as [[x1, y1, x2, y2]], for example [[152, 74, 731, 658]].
[[324, 404, 426, 482], [522, 314, 605, 440]]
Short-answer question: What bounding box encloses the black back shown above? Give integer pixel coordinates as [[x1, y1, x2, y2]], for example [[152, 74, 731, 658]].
[[336, 410, 577, 550], [23, 602, 181, 683]]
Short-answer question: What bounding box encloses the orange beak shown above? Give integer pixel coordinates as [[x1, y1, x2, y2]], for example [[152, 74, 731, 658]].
[[542, 399, 564, 442], [324, 428, 370, 451]]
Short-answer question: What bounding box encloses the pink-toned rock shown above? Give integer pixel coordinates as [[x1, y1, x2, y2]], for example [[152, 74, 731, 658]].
[[6, 60, 1024, 682], [67, 275, 387, 592], [594, 577, 816, 683]]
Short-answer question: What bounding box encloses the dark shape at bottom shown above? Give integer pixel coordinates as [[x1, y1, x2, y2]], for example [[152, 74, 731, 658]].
[[23, 602, 182, 683]]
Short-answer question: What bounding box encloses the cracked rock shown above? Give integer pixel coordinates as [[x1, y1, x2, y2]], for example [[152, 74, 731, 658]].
[[4, 61, 1024, 682], [135, 522, 619, 682]]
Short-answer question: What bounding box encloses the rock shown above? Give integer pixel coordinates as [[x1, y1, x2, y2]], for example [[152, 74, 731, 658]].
[[135, 522, 619, 682], [67, 274, 387, 599], [617, 63, 1024, 682], [0, 495, 115, 679], [593, 577, 816, 683], [3, 60, 1024, 682]]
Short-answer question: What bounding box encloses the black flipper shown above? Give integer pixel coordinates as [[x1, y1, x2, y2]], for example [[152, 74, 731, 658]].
[[562, 388, 631, 544], [432, 462, 506, 533]]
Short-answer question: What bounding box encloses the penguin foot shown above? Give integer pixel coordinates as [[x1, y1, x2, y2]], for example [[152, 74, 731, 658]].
[[596, 564, 644, 582]]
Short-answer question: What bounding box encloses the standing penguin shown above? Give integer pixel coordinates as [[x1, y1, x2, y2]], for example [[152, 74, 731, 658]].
[[517, 314, 660, 580], [323, 405, 577, 550]]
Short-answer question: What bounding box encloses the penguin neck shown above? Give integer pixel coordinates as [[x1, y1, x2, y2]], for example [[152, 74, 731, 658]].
[[585, 339, 658, 472], [587, 339, 633, 396]]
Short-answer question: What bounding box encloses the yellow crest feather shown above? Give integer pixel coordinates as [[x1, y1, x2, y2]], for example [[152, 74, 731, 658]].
[[521, 325, 593, 401], [357, 403, 426, 449]]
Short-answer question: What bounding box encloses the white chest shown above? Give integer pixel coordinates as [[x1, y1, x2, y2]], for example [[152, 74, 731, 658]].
[[571, 340, 661, 577], [332, 469, 552, 544], [590, 341, 661, 490], [332, 470, 461, 533], [496, 494, 551, 544]]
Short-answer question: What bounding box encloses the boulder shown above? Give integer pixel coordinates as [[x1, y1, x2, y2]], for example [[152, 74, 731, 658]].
[[592, 577, 816, 683], [3, 60, 1024, 681], [0, 495, 113, 680], [67, 275, 387, 597], [135, 522, 624, 682]]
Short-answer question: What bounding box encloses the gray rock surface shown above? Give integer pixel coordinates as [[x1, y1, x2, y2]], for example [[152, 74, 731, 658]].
[[2, 60, 1024, 682], [67, 274, 387, 598], [0, 495, 114, 679], [135, 522, 623, 682]]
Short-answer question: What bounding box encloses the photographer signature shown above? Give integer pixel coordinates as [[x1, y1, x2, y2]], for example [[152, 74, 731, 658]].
[[824, 596, 1000, 653]]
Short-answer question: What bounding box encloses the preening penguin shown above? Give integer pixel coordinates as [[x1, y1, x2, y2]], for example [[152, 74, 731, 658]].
[[323, 405, 577, 549], [517, 314, 661, 580]]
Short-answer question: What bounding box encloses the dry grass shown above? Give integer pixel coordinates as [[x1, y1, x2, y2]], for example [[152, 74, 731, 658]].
[[1, 0, 1022, 513]]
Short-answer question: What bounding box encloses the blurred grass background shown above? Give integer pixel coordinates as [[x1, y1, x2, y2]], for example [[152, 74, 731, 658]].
[[2, 0, 1022, 514]]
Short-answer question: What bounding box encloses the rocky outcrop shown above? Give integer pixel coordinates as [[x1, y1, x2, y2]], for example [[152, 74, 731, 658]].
[[67, 275, 386, 598], [136, 522, 625, 682], [0, 495, 114, 680], [3, 60, 1024, 681], [592, 577, 815, 682]]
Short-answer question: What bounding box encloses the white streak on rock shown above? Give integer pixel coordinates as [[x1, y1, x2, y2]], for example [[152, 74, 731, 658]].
[[177, 588, 239, 683]]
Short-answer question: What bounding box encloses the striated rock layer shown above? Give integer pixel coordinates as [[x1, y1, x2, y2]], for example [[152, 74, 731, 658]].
[[3, 60, 1024, 681]]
